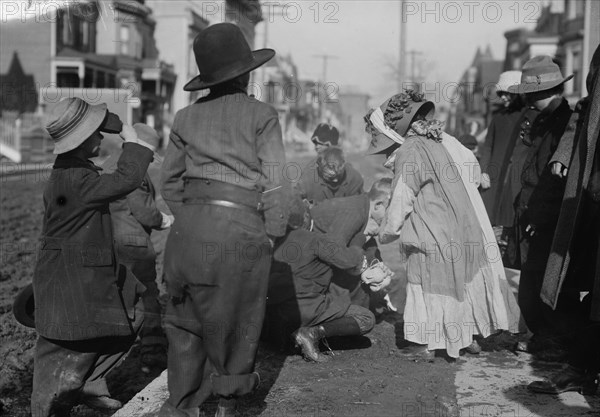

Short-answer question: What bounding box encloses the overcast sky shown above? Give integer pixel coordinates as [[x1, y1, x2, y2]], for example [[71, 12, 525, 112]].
[[263, 0, 543, 105]]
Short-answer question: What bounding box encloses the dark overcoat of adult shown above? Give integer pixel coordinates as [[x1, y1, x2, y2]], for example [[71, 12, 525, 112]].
[[541, 54, 600, 319], [33, 144, 153, 340], [480, 105, 524, 226]]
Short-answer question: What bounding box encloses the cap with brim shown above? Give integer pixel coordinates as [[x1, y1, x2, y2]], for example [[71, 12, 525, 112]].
[[311, 123, 340, 146], [46, 98, 108, 154], [13, 283, 35, 328], [507, 55, 573, 94]]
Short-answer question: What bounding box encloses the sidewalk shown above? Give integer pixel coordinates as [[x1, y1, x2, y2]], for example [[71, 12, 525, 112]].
[[0, 162, 53, 182]]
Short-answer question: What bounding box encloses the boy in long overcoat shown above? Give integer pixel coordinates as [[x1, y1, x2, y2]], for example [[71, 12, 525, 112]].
[[31, 98, 156, 416]]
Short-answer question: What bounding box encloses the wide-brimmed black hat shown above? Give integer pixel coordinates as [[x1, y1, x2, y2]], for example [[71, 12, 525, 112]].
[[13, 283, 35, 328], [184, 23, 275, 91]]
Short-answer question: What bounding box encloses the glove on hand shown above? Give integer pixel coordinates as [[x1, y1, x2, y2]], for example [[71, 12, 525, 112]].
[[160, 212, 174, 229]]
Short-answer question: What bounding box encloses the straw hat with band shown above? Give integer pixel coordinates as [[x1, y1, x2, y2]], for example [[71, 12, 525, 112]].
[[365, 90, 435, 155], [507, 55, 573, 94], [184, 23, 275, 91], [45, 97, 122, 154]]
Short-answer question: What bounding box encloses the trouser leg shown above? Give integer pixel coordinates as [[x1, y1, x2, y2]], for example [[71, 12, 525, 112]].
[[159, 299, 211, 417], [501, 226, 518, 268], [160, 239, 271, 413], [116, 243, 163, 344], [31, 329, 138, 417], [31, 336, 90, 417], [568, 320, 600, 372], [193, 245, 271, 398], [320, 305, 375, 337], [131, 259, 162, 338], [82, 326, 141, 395], [345, 304, 376, 335], [518, 268, 546, 336]]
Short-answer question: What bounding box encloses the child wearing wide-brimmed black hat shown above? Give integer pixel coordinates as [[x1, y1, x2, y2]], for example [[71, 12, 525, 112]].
[[159, 23, 289, 417], [30, 97, 156, 416]]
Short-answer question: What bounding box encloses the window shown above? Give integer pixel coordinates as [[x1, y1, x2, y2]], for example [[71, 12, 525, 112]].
[[84, 68, 94, 87], [567, 0, 586, 19], [142, 80, 156, 95], [575, 0, 585, 17], [108, 74, 116, 88], [60, 10, 73, 48], [56, 67, 80, 88], [56, 8, 96, 53], [120, 26, 130, 55], [96, 71, 105, 88], [82, 21, 89, 49]]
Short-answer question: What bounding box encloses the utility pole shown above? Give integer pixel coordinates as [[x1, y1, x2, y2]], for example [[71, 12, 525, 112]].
[[398, 0, 407, 91], [406, 49, 422, 88], [313, 53, 338, 121], [260, 3, 284, 87]]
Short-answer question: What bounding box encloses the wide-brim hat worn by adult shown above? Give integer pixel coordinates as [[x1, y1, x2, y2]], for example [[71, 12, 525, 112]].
[[184, 23, 275, 91], [496, 70, 522, 94], [45, 97, 122, 154], [365, 90, 435, 155], [507, 55, 573, 94]]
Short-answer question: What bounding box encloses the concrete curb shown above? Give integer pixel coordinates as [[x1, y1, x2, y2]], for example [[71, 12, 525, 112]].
[[114, 370, 168, 417]]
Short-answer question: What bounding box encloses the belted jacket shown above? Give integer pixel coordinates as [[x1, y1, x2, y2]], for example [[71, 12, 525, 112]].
[[161, 87, 289, 236]]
